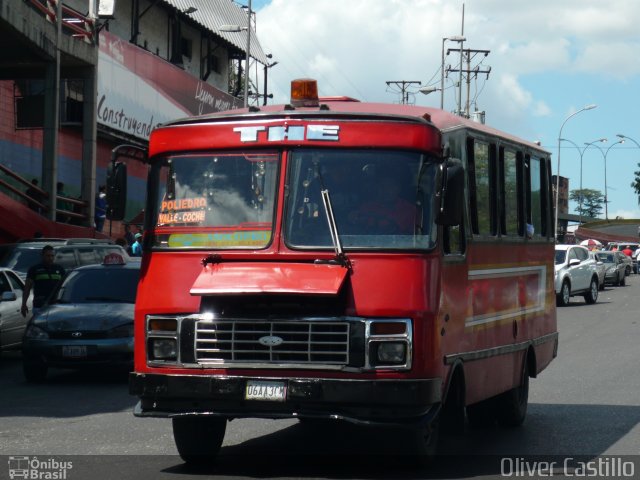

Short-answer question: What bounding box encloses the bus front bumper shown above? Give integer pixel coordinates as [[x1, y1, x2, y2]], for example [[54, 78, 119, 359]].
[[129, 372, 442, 426]]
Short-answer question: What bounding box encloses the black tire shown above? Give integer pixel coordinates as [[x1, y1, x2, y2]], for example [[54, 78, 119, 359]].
[[172, 416, 226, 465], [410, 411, 440, 463], [23, 356, 48, 383], [496, 359, 530, 427], [625, 265, 631, 276], [583, 277, 598, 304], [556, 280, 570, 306]]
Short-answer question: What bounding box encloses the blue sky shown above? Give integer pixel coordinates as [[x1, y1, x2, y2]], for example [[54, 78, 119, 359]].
[[247, 0, 640, 220]]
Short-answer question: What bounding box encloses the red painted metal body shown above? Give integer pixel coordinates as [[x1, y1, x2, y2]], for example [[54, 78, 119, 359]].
[[130, 99, 557, 428]]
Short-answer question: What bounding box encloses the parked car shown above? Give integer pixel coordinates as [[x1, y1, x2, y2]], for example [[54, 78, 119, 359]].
[[588, 251, 607, 290], [0, 239, 129, 280], [0, 268, 32, 353], [22, 254, 140, 382], [604, 242, 639, 275], [593, 251, 626, 287], [554, 244, 599, 306], [615, 251, 633, 277]]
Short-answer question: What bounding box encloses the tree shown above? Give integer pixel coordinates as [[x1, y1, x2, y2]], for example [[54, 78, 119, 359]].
[[569, 188, 604, 218], [631, 163, 640, 205]]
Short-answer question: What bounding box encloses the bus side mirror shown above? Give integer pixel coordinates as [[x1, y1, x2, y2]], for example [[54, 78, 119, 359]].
[[106, 161, 127, 221], [435, 162, 464, 226]]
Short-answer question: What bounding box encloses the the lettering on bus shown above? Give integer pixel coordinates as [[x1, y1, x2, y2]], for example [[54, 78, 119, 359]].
[[161, 197, 207, 212], [158, 210, 206, 224], [233, 125, 340, 142]]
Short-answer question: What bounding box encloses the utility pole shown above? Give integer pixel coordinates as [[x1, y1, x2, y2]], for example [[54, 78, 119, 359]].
[[385, 80, 421, 104], [447, 48, 491, 118]]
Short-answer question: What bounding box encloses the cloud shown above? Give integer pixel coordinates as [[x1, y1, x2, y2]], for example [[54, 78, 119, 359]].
[[255, 0, 639, 135]]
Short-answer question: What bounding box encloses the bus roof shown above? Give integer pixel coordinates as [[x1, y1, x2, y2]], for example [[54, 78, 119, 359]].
[[160, 98, 549, 156]]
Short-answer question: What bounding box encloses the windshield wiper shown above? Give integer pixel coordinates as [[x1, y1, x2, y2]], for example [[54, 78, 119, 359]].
[[320, 189, 350, 269], [312, 160, 350, 269]]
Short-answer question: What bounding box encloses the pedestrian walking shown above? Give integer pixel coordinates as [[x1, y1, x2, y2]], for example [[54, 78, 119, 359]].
[[95, 185, 107, 232], [20, 245, 66, 317]]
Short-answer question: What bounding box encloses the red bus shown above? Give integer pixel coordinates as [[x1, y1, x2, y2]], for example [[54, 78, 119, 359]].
[[123, 79, 557, 462]]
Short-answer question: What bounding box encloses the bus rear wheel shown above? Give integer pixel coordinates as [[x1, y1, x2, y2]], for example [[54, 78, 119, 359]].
[[496, 359, 530, 427], [172, 416, 227, 465]]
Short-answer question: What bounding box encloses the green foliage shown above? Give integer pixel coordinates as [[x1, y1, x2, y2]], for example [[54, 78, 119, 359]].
[[631, 163, 640, 205], [570, 188, 604, 218]]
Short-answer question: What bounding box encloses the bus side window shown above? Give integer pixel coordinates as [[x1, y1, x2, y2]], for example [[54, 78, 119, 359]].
[[500, 148, 523, 237], [526, 155, 545, 239], [467, 138, 495, 236], [443, 224, 465, 255]]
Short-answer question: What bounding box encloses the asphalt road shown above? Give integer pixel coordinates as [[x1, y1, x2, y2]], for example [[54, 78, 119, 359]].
[[1, 277, 639, 479]]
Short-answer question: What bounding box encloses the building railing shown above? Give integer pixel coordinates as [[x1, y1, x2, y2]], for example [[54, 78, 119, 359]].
[[26, 0, 95, 44], [0, 164, 88, 223]]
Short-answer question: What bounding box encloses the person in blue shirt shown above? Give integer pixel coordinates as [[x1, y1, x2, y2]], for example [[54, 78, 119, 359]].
[[131, 233, 143, 256]]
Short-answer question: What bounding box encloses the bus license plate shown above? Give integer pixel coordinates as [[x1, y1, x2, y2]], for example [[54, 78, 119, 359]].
[[245, 380, 286, 402], [62, 345, 87, 358]]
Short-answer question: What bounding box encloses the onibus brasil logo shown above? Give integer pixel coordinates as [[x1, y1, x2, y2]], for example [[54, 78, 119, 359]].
[[8, 456, 73, 479]]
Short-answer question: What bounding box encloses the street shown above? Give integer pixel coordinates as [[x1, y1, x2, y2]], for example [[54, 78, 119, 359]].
[[1, 278, 639, 480]]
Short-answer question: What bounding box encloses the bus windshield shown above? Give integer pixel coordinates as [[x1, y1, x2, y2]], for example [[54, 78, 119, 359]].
[[149, 152, 279, 249], [285, 149, 437, 250]]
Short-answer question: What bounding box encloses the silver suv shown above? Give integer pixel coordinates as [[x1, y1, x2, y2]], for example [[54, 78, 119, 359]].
[[0, 239, 129, 280], [554, 244, 599, 306]]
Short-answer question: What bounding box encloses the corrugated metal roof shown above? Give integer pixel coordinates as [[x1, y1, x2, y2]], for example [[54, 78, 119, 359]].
[[161, 0, 270, 65]]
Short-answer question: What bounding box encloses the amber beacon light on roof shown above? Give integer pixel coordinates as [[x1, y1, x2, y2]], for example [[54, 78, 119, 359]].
[[290, 78, 320, 107]]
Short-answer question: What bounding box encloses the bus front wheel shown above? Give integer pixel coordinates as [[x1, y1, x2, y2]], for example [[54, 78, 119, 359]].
[[172, 416, 227, 465]]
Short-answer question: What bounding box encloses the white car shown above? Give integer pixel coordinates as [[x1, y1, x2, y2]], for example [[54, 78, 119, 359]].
[[0, 268, 33, 352], [554, 245, 599, 306]]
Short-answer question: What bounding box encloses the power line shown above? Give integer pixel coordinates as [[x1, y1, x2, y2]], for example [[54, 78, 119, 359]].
[[447, 47, 491, 117], [385, 80, 421, 105]]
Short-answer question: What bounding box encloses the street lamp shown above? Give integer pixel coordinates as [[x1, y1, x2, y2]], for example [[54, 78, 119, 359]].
[[554, 104, 597, 241], [263, 60, 278, 106], [593, 139, 624, 221], [419, 85, 440, 95], [220, 0, 252, 108], [440, 36, 465, 110], [559, 137, 607, 222], [617, 133, 640, 149]]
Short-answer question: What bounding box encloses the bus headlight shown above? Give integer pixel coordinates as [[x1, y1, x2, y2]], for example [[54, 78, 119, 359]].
[[366, 319, 412, 370], [150, 338, 177, 360], [373, 341, 407, 365]]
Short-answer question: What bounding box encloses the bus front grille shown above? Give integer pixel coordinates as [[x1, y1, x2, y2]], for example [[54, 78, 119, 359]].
[[195, 319, 349, 366]]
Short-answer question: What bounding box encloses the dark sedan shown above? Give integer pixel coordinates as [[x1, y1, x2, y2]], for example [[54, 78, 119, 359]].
[[22, 254, 140, 382]]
